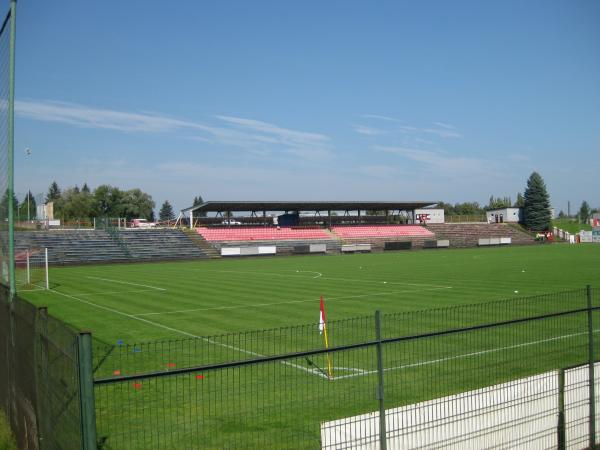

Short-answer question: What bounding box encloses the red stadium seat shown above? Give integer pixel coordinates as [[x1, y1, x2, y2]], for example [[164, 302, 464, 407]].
[[331, 225, 433, 239], [196, 227, 330, 242]]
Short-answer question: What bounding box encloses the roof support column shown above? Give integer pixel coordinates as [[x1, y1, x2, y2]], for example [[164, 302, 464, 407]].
[[189, 209, 194, 229]]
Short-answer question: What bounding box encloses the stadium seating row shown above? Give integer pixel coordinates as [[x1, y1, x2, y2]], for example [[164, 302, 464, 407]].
[[331, 225, 434, 238], [197, 225, 434, 242], [197, 227, 331, 241]]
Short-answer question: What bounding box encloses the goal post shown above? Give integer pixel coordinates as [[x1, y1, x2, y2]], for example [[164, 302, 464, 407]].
[[15, 247, 49, 290]]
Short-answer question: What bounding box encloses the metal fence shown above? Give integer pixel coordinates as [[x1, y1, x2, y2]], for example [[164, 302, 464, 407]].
[[90, 287, 600, 449], [0, 285, 87, 449]]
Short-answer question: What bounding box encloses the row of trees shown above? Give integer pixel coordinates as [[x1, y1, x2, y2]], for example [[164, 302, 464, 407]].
[[436, 193, 525, 217], [39, 181, 206, 223], [436, 172, 553, 231], [557, 201, 598, 224], [46, 182, 156, 221]]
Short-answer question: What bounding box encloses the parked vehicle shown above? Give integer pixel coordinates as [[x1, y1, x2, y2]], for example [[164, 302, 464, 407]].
[[131, 218, 156, 228]]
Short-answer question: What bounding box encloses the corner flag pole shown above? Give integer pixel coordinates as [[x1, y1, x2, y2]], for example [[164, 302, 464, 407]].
[[319, 295, 333, 379]]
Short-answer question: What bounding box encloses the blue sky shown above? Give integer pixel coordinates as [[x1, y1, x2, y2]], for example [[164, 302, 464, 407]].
[[7, 0, 600, 214]]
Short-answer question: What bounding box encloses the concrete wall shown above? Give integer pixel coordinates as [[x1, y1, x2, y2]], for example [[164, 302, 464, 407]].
[[321, 362, 600, 449], [487, 208, 522, 223]]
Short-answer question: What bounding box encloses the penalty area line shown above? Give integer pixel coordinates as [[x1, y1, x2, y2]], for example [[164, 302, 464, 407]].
[[47, 289, 327, 380], [85, 276, 166, 291]]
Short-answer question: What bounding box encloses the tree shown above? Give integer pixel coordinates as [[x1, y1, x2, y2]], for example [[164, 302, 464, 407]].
[[487, 196, 512, 210], [60, 187, 93, 220], [515, 192, 525, 208], [81, 183, 90, 194], [578, 201, 591, 224], [46, 181, 61, 202], [159, 200, 175, 221], [119, 188, 155, 220], [92, 185, 123, 217], [523, 172, 552, 231], [0, 191, 18, 221], [18, 191, 37, 220]]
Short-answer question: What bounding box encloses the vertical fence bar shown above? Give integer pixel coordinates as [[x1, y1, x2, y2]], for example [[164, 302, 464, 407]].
[[77, 332, 98, 450], [34, 306, 47, 449], [44, 248, 49, 290], [375, 310, 387, 450], [587, 285, 596, 449], [557, 368, 565, 450]]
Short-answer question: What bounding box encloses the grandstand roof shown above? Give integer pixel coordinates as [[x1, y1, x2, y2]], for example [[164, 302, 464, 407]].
[[183, 200, 438, 213]]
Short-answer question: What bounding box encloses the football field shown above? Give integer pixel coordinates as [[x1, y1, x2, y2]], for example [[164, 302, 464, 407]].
[[20, 244, 600, 345], [18, 244, 600, 448]]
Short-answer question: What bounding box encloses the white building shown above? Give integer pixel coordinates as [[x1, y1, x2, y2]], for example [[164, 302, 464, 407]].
[[414, 208, 445, 224], [486, 207, 522, 224]]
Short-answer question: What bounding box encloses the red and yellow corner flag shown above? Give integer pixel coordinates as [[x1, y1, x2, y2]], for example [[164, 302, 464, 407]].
[[319, 295, 333, 379]]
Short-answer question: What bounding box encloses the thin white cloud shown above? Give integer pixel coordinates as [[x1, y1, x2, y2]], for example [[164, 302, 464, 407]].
[[375, 145, 490, 174], [216, 115, 333, 160], [422, 127, 462, 139], [432, 121, 456, 130], [353, 125, 384, 136], [16, 99, 333, 160], [361, 114, 404, 123], [360, 114, 462, 139]]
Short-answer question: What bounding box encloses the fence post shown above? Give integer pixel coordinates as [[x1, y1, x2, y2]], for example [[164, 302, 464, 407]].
[[587, 284, 596, 448], [375, 310, 387, 450], [77, 332, 97, 450], [35, 307, 49, 449], [557, 368, 565, 450]]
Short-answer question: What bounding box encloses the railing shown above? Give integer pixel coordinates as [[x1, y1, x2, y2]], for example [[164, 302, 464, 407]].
[[444, 214, 488, 223]]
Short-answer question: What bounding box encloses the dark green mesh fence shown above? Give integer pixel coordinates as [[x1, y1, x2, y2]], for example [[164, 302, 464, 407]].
[[0, 287, 85, 449], [93, 288, 600, 449], [0, 4, 12, 287]]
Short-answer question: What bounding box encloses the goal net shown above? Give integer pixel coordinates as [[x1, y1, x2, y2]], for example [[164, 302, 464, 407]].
[[15, 247, 48, 290]]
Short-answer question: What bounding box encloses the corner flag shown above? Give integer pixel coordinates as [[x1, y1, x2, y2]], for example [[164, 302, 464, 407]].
[[319, 295, 333, 379], [319, 296, 326, 334]]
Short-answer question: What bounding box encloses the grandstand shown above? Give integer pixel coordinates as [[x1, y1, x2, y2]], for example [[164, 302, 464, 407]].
[[12, 200, 537, 265], [15, 229, 208, 265]]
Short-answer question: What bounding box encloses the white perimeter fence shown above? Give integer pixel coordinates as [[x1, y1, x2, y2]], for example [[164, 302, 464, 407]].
[[321, 362, 600, 449]]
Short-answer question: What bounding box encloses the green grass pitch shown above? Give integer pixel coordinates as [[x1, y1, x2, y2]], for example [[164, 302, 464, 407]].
[[18, 244, 600, 449], [20, 244, 600, 343]]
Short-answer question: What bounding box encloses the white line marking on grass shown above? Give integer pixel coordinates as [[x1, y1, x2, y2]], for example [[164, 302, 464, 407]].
[[75, 289, 166, 297], [213, 270, 451, 289], [47, 289, 327, 379], [294, 270, 322, 279], [333, 329, 593, 380], [133, 286, 452, 317], [85, 276, 166, 291]]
